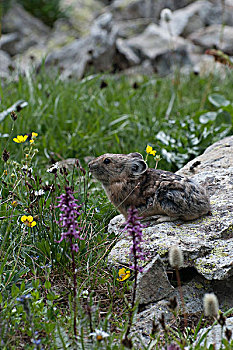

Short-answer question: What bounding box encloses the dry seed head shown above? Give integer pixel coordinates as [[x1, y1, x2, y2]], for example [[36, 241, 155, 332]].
[[218, 311, 226, 326], [160, 8, 172, 22], [151, 319, 159, 335], [159, 313, 167, 331], [203, 293, 219, 317], [10, 111, 18, 121], [225, 328, 232, 341], [168, 296, 178, 311], [169, 245, 184, 269], [2, 149, 10, 162]]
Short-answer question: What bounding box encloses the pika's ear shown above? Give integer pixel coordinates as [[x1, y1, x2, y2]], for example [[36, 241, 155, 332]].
[[128, 152, 143, 159], [131, 159, 148, 176]]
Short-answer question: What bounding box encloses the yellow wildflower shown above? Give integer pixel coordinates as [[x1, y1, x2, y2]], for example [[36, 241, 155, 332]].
[[4, 170, 7, 175], [21, 215, 36, 227], [12, 201, 18, 207], [146, 145, 156, 156], [117, 268, 130, 282], [29, 132, 38, 144], [13, 135, 28, 143]]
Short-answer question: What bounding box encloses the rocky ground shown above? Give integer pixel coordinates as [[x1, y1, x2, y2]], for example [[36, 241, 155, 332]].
[[1, 0, 233, 80]]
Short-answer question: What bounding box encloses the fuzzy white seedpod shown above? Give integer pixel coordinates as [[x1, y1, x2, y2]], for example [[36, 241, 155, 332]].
[[160, 8, 172, 22], [168, 245, 184, 269], [203, 293, 219, 317]]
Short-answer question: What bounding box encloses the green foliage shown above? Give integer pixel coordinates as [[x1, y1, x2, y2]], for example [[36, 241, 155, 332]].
[[1, 0, 13, 15], [16, 0, 67, 27], [1, 72, 233, 174], [0, 70, 233, 348]]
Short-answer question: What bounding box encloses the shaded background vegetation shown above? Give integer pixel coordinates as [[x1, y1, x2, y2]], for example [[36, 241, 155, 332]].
[[1, 0, 67, 26]]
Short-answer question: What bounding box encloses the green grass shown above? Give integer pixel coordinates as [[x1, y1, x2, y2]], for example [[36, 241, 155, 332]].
[[0, 70, 233, 349], [1, 70, 233, 173]]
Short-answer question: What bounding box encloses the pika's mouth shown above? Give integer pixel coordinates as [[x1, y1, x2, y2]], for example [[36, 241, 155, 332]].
[[88, 162, 102, 177], [88, 162, 97, 172]]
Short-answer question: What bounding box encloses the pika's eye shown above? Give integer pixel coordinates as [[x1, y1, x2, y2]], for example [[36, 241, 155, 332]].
[[132, 164, 139, 172], [103, 158, 111, 165]]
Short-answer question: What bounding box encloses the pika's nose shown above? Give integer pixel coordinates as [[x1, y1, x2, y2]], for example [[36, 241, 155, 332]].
[[88, 161, 96, 171]]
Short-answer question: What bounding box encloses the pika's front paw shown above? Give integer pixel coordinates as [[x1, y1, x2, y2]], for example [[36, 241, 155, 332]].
[[142, 215, 179, 224]]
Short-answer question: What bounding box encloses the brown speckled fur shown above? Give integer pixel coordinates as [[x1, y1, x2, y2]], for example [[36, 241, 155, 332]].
[[88, 153, 210, 221]]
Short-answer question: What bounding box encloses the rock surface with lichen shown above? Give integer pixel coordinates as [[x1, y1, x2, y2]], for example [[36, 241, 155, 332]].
[[108, 136, 233, 342], [108, 136, 233, 281]]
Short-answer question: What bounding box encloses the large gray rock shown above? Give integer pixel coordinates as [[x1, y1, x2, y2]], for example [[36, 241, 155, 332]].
[[0, 33, 19, 53], [111, 0, 196, 21], [189, 25, 233, 55], [195, 317, 233, 349], [44, 37, 93, 79], [0, 50, 15, 79], [108, 136, 233, 281], [203, 1, 233, 27], [160, 0, 212, 37], [44, 12, 118, 78], [132, 280, 205, 339], [114, 18, 151, 39], [108, 136, 233, 343], [14, 19, 79, 75], [2, 4, 50, 56], [160, 0, 233, 38], [190, 53, 230, 77], [122, 23, 193, 74], [90, 13, 118, 72], [136, 255, 174, 305], [60, 0, 105, 36], [132, 278, 233, 345], [116, 38, 141, 68]]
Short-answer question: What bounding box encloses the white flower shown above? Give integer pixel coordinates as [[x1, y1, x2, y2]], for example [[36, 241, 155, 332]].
[[81, 290, 89, 298], [160, 8, 172, 22], [22, 165, 32, 173], [35, 189, 45, 196], [90, 329, 109, 341], [47, 163, 59, 173]]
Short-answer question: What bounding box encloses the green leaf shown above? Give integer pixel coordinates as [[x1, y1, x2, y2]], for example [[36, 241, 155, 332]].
[[32, 279, 40, 289], [44, 280, 51, 289], [56, 252, 61, 262], [11, 284, 20, 298], [199, 112, 217, 124], [20, 281, 25, 292], [47, 292, 59, 301], [215, 110, 232, 126], [208, 93, 230, 107]]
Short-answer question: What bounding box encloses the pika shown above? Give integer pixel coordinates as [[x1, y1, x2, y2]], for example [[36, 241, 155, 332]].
[[88, 153, 210, 223]]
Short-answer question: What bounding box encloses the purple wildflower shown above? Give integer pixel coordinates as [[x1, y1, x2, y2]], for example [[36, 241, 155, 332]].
[[167, 344, 181, 350], [122, 207, 145, 344], [125, 207, 145, 272], [56, 186, 83, 338], [56, 186, 83, 251]]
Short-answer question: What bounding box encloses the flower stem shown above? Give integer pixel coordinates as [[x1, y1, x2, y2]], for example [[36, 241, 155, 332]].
[[124, 231, 138, 343], [175, 267, 187, 328], [70, 238, 77, 339]]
